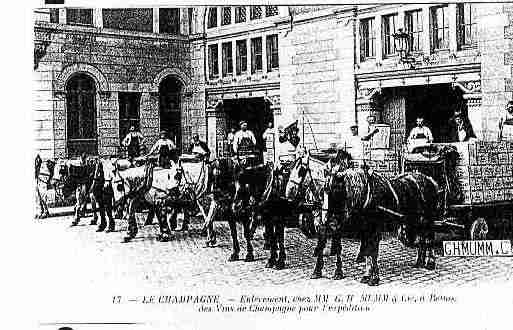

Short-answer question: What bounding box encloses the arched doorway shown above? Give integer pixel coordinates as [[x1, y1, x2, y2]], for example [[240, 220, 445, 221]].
[[66, 73, 97, 156], [159, 76, 182, 150]]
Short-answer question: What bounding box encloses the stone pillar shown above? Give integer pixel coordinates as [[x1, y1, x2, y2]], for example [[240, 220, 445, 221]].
[[206, 95, 224, 160], [97, 91, 119, 157], [140, 92, 160, 153], [53, 92, 67, 158]]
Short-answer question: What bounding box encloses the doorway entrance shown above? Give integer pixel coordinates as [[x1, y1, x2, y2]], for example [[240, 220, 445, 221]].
[[223, 97, 273, 151], [66, 73, 98, 157], [382, 84, 465, 146], [159, 76, 182, 150]]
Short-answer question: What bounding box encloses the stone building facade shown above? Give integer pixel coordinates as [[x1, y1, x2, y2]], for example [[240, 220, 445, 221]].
[[33, 7, 205, 159], [33, 4, 513, 161]]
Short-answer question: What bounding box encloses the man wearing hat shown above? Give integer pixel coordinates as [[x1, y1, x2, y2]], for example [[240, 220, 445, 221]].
[[122, 126, 144, 161], [233, 120, 256, 155], [147, 130, 177, 168], [188, 134, 211, 160]]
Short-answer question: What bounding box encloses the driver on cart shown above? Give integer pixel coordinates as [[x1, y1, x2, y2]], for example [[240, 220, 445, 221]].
[[407, 117, 433, 152], [187, 134, 211, 161]]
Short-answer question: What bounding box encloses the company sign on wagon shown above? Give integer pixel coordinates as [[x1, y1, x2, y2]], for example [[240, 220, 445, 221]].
[[443, 240, 513, 257]]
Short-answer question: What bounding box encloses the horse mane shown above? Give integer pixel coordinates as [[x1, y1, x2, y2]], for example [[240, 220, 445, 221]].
[[339, 168, 369, 210], [333, 149, 352, 165]]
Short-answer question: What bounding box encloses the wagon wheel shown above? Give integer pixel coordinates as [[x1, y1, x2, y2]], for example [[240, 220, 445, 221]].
[[470, 217, 489, 240]]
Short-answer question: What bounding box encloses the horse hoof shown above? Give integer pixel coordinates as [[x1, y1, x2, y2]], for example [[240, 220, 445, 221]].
[[360, 276, 370, 284], [333, 272, 344, 280], [228, 254, 239, 262], [424, 261, 436, 270], [244, 254, 255, 262], [367, 277, 380, 286], [310, 272, 322, 279], [274, 261, 285, 270], [265, 260, 275, 268]]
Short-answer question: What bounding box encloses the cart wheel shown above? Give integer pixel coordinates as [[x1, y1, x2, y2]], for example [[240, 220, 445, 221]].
[[470, 217, 488, 240]]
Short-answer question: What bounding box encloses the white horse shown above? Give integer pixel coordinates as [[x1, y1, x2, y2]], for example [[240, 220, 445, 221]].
[[112, 162, 182, 242]]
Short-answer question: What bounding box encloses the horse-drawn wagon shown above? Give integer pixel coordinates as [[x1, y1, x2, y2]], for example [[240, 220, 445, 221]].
[[402, 141, 513, 240]]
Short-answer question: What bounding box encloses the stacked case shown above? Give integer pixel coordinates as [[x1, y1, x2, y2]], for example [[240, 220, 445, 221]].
[[450, 141, 513, 204]]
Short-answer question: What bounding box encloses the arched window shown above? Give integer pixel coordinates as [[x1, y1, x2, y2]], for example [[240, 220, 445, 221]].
[[66, 73, 97, 156]]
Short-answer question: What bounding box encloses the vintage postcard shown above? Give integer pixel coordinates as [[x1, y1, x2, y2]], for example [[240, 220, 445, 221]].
[[30, 0, 513, 329]]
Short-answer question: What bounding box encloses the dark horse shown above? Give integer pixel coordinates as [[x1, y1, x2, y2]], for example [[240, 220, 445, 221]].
[[48, 156, 116, 231], [286, 151, 439, 285], [320, 168, 439, 285]]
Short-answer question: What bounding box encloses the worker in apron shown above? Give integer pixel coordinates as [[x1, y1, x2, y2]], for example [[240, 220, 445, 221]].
[[407, 117, 433, 152]]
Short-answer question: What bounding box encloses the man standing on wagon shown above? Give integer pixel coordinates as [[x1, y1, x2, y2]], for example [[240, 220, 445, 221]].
[[147, 130, 177, 168], [122, 126, 144, 163], [233, 120, 257, 156]]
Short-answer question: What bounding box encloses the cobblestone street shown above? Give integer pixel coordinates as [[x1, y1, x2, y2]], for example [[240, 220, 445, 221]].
[[34, 212, 513, 290]]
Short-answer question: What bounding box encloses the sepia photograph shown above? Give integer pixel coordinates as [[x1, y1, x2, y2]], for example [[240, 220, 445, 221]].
[[27, 0, 513, 329]]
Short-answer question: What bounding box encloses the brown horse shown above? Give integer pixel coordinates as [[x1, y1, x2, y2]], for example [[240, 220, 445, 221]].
[[315, 168, 440, 285], [202, 157, 254, 261]]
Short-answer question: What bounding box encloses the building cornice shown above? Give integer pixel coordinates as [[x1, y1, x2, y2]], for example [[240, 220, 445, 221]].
[[356, 63, 481, 83], [34, 21, 190, 42], [206, 81, 279, 95]]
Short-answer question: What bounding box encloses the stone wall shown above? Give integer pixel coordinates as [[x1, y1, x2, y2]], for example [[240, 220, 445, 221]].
[[279, 8, 357, 150], [478, 3, 511, 141], [34, 22, 200, 158]]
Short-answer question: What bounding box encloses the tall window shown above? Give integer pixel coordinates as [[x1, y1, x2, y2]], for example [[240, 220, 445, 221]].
[[405, 10, 423, 52], [359, 18, 375, 61], [382, 14, 398, 57], [236, 40, 247, 75], [188, 8, 193, 34], [66, 74, 97, 156], [251, 37, 263, 73], [49, 8, 59, 23], [265, 6, 279, 17], [221, 7, 231, 26], [207, 7, 217, 28], [250, 6, 262, 20], [208, 44, 219, 79], [103, 9, 153, 32], [266, 35, 279, 72], [159, 8, 180, 34], [457, 3, 477, 48], [66, 8, 93, 26], [235, 6, 246, 23], [119, 92, 141, 144], [431, 5, 449, 50], [222, 42, 233, 77]]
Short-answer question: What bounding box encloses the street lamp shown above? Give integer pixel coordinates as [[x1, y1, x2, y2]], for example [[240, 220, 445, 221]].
[[393, 28, 415, 68]]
